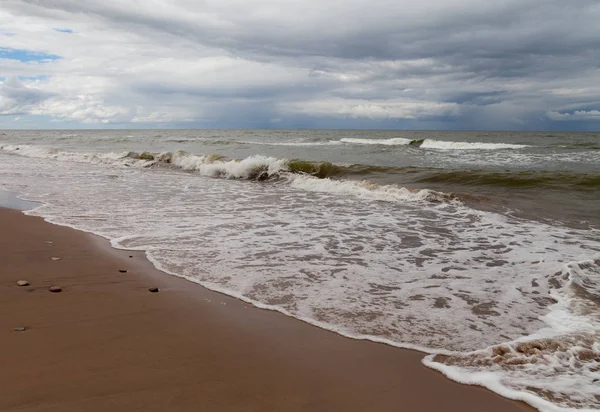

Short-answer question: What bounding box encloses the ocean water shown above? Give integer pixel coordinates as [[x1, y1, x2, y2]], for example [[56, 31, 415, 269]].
[[1, 129, 599, 411]]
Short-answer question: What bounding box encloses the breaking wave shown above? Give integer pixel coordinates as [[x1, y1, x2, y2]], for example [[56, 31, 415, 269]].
[[2, 144, 596, 198], [0, 144, 454, 205]]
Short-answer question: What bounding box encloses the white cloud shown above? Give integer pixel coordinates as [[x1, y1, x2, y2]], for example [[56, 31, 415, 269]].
[[0, 0, 599, 128], [282, 97, 459, 119]]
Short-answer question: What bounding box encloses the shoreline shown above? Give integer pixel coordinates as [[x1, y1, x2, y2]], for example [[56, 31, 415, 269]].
[[0, 206, 533, 411]]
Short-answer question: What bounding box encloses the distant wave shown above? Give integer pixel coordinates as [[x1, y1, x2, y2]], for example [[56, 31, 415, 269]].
[[339, 137, 413, 146], [239, 140, 343, 147], [337, 137, 529, 150], [147, 136, 532, 150], [553, 142, 600, 150], [418, 139, 530, 150]]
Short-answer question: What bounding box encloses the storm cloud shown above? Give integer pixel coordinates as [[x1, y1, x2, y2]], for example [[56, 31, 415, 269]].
[[1, 0, 599, 129]]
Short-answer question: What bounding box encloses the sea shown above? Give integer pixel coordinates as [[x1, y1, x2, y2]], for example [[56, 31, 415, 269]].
[[1, 129, 599, 411]]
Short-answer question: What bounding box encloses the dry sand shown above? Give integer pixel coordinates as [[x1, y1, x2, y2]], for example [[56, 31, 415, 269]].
[[0, 207, 533, 411]]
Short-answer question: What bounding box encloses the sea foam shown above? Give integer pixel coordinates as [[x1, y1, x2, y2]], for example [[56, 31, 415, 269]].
[[425, 259, 600, 411]]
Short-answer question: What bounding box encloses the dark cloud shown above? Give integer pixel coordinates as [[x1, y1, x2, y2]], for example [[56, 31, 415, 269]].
[[0, 77, 54, 115], [442, 91, 507, 106]]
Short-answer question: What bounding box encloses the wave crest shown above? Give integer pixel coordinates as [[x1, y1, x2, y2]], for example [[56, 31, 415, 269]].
[[0, 144, 455, 205]]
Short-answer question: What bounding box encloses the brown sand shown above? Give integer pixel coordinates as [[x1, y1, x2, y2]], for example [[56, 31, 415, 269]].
[[0, 208, 533, 412]]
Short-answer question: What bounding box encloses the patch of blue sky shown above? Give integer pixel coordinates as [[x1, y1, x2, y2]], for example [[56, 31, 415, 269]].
[[18, 75, 49, 81], [53, 28, 73, 33], [0, 47, 61, 63]]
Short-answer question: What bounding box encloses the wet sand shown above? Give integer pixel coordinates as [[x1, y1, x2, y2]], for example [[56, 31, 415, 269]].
[[0, 207, 533, 412]]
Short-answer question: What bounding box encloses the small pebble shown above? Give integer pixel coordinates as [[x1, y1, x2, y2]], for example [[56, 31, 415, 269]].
[[149, 287, 159, 293], [17, 280, 30, 286], [119, 269, 128, 273], [51, 257, 61, 261], [13, 327, 26, 332], [129, 255, 133, 258], [48, 286, 62, 293]]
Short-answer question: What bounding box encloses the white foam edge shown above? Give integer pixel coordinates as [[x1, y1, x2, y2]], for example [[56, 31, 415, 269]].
[[20, 197, 454, 356], [421, 356, 595, 412], [422, 258, 600, 412], [521, 259, 600, 342], [285, 173, 459, 205]]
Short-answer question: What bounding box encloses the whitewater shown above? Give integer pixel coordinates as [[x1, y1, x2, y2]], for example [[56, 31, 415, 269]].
[[1, 129, 599, 411]]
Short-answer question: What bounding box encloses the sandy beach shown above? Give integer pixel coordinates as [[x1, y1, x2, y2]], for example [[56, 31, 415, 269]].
[[0, 206, 533, 412]]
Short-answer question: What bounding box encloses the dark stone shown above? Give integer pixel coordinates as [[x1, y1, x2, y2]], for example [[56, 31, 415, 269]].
[[149, 287, 159, 293], [48, 286, 62, 293], [129, 255, 133, 258], [119, 269, 128, 273]]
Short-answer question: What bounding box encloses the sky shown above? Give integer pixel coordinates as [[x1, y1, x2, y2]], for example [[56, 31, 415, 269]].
[[1, 0, 599, 130]]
